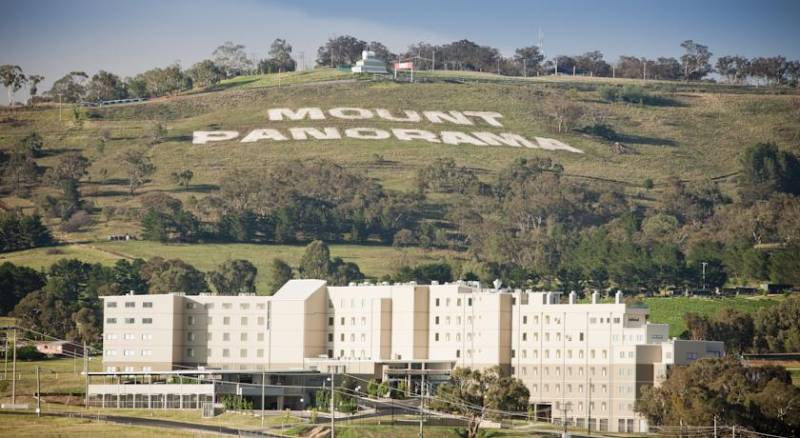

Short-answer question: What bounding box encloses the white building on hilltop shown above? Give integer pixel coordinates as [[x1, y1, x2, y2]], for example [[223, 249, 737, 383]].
[[92, 280, 723, 432], [351, 50, 388, 74]]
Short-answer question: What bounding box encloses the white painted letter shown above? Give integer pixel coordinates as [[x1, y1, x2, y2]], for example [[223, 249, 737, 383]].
[[423, 111, 474, 125], [193, 131, 239, 144], [267, 107, 325, 121], [329, 107, 374, 120], [241, 129, 288, 143], [535, 137, 584, 154], [376, 108, 421, 122], [289, 127, 342, 140], [392, 129, 441, 143], [463, 111, 504, 127], [472, 132, 535, 148], [441, 131, 488, 146], [344, 128, 391, 140]]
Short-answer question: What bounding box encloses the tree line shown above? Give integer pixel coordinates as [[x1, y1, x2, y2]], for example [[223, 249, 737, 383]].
[[4, 36, 799, 107]]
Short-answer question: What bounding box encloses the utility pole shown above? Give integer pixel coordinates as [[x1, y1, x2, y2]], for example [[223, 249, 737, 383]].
[[612, 65, 616, 78], [3, 333, 7, 380], [36, 366, 41, 417], [11, 328, 16, 404], [330, 370, 335, 438], [418, 372, 425, 438], [732, 425, 736, 438], [261, 371, 266, 428], [58, 93, 63, 122], [713, 416, 717, 438], [83, 342, 88, 409], [523, 59, 527, 77], [432, 49, 435, 71]]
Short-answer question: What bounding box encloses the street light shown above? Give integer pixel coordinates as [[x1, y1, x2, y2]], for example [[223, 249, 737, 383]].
[[701, 262, 708, 291]]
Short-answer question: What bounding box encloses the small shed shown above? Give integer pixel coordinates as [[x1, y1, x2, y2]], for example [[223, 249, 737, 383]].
[[36, 341, 84, 357]]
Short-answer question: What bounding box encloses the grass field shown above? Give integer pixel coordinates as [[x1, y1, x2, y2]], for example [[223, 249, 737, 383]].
[[0, 412, 216, 437], [643, 295, 783, 337]]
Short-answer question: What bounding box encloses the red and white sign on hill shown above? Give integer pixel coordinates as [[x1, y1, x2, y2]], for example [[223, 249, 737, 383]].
[[394, 62, 413, 70]]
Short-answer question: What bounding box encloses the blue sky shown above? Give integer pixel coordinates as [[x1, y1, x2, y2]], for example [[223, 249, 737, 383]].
[[1, 0, 798, 103]]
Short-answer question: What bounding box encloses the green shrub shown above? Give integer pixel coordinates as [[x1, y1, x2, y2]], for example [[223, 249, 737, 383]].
[[598, 85, 618, 102], [643, 178, 655, 190]]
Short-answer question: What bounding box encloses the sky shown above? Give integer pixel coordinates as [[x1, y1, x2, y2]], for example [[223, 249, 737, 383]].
[[1, 0, 799, 103]]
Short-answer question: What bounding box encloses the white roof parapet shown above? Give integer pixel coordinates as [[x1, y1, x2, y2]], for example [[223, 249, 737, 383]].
[[272, 279, 327, 300]]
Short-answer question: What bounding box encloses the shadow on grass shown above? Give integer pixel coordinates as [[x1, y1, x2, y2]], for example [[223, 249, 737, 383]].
[[164, 183, 220, 193]]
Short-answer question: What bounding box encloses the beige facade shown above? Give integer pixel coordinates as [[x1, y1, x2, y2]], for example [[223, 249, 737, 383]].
[[100, 280, 723, 432]]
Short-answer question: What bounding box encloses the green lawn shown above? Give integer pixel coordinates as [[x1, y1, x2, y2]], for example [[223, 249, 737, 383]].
[[644, 295, 783, 337], [0, 412, 216, 438]]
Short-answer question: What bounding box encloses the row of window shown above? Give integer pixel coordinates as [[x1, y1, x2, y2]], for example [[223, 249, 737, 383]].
[[106, 317, 152, 324], [190, 348, 265, 358], [433, 297, 473, 307], [186, 302, 267, 311], [434, 332, 474, 342], [188, 331, 266, 342], [327, 333, 369, 343], [511, 348, 636, 360], [514, 364, 633, 378], [104, 349, 152, 357], [433, 315, 475, 325], [189, 316, 267, 326], [107, 301, 153, 309], [518, 315, 622, 325], [519, 331, 587, 342]]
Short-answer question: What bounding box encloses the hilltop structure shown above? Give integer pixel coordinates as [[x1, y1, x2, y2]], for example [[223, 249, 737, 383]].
[[350, 50, 388, 74], [90, 280, 723, 433]]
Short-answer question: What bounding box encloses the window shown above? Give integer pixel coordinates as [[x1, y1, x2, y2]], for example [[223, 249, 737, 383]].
[[241, 317, 248, 325], [222, 348, 230, 357], [124, 318, 134, 324], [456, 349, 461, 358], [106, 318, 117, 324], [457, 298, 461, 306], [205, 303, 214, 309], [125, 302, 135, 308], [187, 332, 195, 341], [257, 349, 264, 358], [187, 348, 194, 357], [240, 303, 249, 310], [468, 298, 473, 306], [435, 316, 440, 325], [187, 316, 195, 325], [511, 349, 516, 358], [124, 349, 135, 356], [613, 317, 620, 324], [435, 298, 440, 307], [328, 333, 334, 342], [579, 332, 585, 341], [105, 333, 118, 340], [445, 333, 451, 341], [207, 317, 213, 325], [688, 352, 698, 360], [522, 333, 527, 341], [523, 315, 527, 324], [222, 303, 232, 309], [257, 317, 265, 325], [350, 334, 355, 342], [257, 303, 265, 310], [241, 333, 248, 341], [328, 317, 334, 326], [207, 349, 212, 357], [257, 333, 264, 341], [360, 334, 366, 343], [240, 349, 247, 358], [223, 317, 230, 325], [446, 298, 451, 306], [223, 333, 230, 341], [186, 302, 196, 309], [340, 333, 345, 341], [142, 333, 152, 340], [107, 302, 117, 308], [105, 349, 117, 356], [340, 317, 345, 326], [142, 350, 152, 356]]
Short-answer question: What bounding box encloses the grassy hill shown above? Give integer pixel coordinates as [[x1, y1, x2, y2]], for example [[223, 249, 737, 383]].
[[1, 69, 798, 293]]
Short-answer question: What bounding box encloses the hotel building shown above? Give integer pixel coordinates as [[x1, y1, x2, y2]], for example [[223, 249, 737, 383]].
[[90, 279, 723, 432]]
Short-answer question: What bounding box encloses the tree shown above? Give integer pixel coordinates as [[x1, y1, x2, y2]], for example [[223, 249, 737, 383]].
[[186, 60, 223, 88], [636, 356, 800, 436], [716, 55, 749, 84], [316, 35, 366, 66], [514, 46, 545, 75], [574, 51, 611, 76], [680, 40, 713, 80], [266, 38, 296, 72], [367, 41, 393, 63], [429, 366, 529, 438], [26, 74, 44, 104], [20, 132, 44, 158], [1, 64, 26, 107], [299, 240, 331, 279], [85, 70, 128, 101], [267, 258, 293, 294], [3, 144, 41, 194], [208, 259, 257, 294], [46, 71, 88, 102], [738, 143, 800, 203], [122, 150, 156, 194], [140, 257, 209, 294], [212, 41, 253, 78], [0, 262, 46, 314], [768, 244, 800, 285], [171, 169, 193, 189]]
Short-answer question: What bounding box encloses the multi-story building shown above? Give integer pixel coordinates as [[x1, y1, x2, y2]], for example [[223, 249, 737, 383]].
[[90, 279, 723, 432]]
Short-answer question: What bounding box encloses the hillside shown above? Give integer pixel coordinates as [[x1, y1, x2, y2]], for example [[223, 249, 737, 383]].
[[1, 69, 799, 291]]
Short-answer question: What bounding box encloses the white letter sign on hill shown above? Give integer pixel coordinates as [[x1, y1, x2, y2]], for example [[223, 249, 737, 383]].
[[192, 107, 583, 154]]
